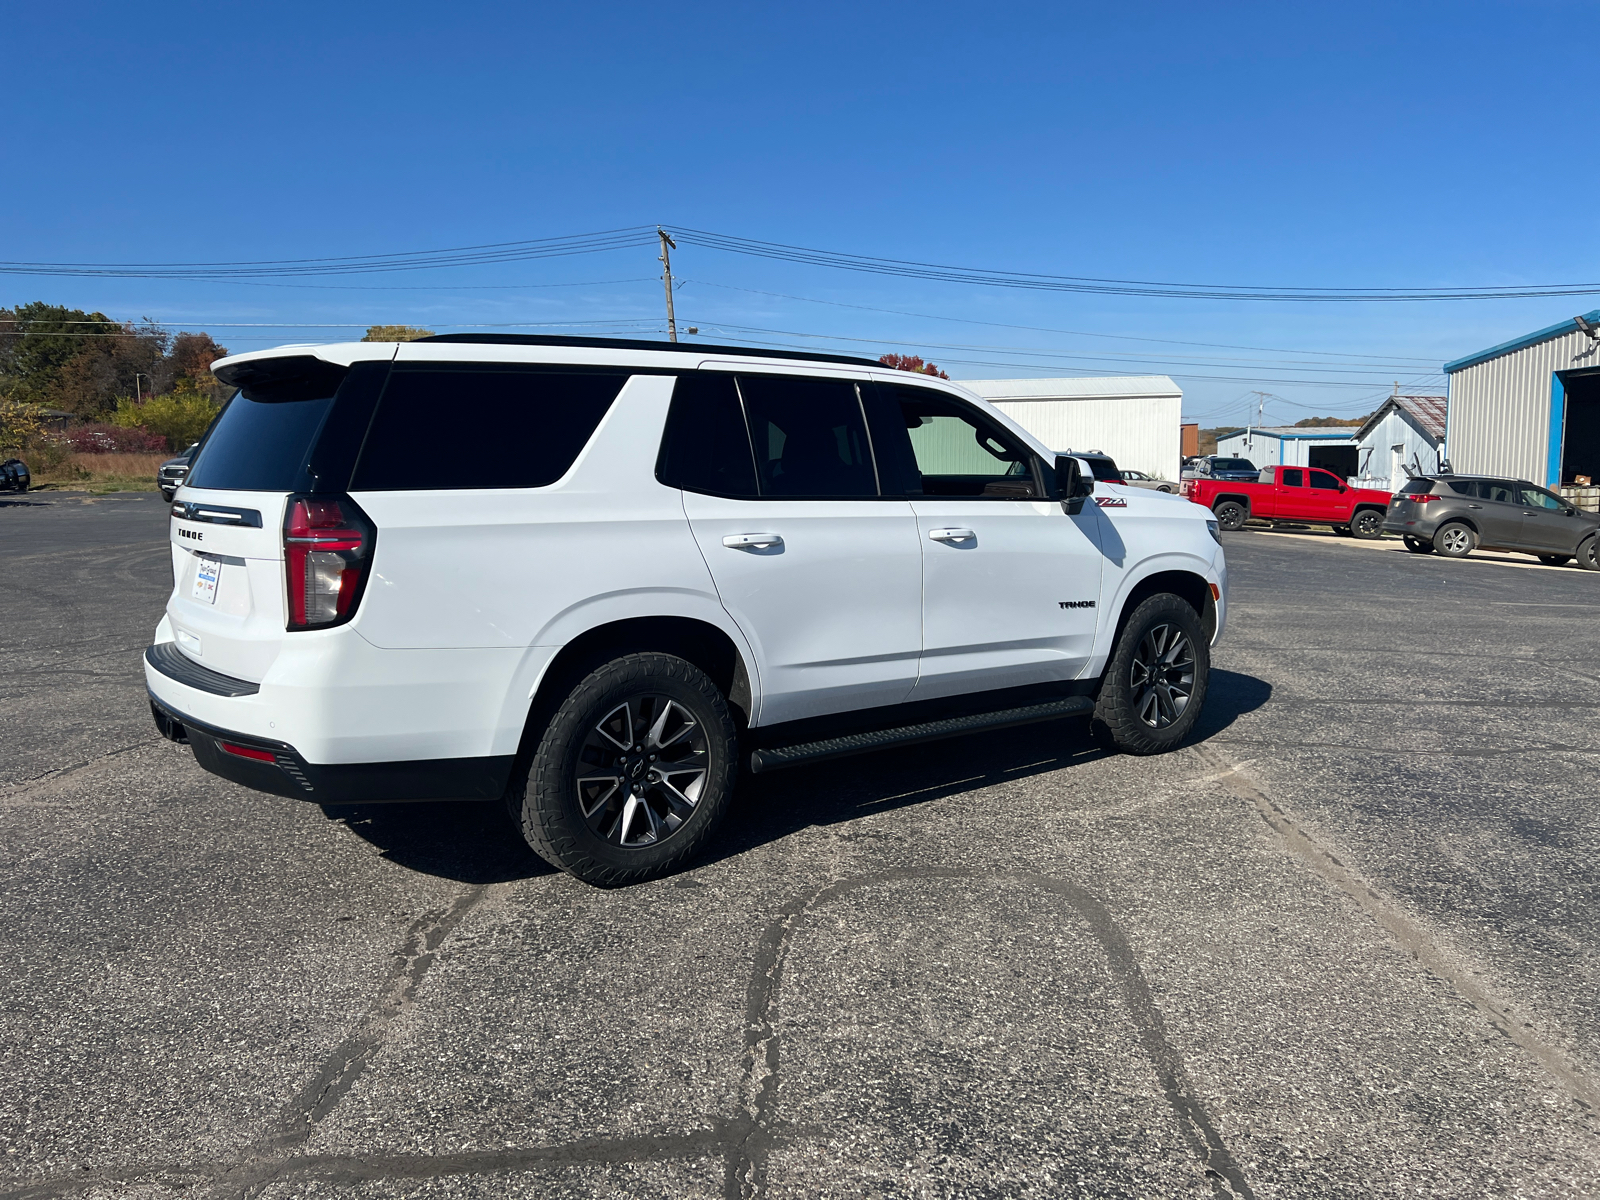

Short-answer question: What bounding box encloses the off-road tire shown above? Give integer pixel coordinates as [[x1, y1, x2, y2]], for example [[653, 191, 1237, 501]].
[[1433, 522, 1477, 558], [1351, 508, 1385, 539], [1092, 594, 1209, 756], [1213, 501, 1247, 532], [1403, 536, 1434, 554], [1578, 536, 1600, 571], [1538, 554, 1572, 567], [511, 652, 738, 886]]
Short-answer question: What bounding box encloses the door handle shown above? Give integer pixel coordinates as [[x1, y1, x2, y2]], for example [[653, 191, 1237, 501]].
[[723, 533, 783, 549], [929, 528, 976, 543], [1467, 504, 1482, 509]]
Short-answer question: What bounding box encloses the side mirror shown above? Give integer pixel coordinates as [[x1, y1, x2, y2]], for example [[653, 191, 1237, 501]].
[[1057, 455, 1095, 514]]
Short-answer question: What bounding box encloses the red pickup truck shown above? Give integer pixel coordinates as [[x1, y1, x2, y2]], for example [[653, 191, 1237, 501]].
[[1182, 466, 1394, 538]]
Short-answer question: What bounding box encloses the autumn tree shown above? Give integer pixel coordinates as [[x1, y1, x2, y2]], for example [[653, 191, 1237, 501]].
[[878, 353, 949, 380], [362, 324, 435, 342]]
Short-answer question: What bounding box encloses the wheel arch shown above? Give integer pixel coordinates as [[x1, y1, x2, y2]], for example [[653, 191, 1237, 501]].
[[1092, 562, 1216, 691]]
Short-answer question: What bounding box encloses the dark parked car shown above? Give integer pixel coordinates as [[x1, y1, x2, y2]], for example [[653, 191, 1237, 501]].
[[2, 458, 29, 492], [157, 443, 199, 501], [1385, 474, 1600, 568], [1184, 455, 1261, 483], [1057, 449, 1124, 484]]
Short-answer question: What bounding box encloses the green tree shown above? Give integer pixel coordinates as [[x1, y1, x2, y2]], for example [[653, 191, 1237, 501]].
[[109, 392, 220, 451], [0, 302, 122, 405], [362, 324, 435, 342], [0, 395, 45, 455]]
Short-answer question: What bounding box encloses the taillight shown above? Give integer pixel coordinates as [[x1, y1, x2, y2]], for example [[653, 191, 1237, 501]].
[[222, 741, 277, 762], [283, 494, 376, 631]]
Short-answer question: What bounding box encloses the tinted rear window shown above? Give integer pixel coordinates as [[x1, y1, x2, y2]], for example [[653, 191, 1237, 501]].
[[185, 357, 347, 492], [1445, 480, 1476, 495], [1400, 478, 1436, 495], [1214, 458, 1256, 472], [352, 366, 626, 491], [1085, 457, 1122, 482], [656, 373, 759, 498]]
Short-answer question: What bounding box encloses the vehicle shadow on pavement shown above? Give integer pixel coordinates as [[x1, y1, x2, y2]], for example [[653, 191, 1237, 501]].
[[318, 799, 556, 884], [316, 669, 1271, 885]]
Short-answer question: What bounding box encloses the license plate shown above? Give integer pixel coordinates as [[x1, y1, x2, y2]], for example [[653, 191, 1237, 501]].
[[191, 554, 222, 605]]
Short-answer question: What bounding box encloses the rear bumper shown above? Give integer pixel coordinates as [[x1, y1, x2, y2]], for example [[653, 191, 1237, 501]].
[[148, 692, 515, 804]]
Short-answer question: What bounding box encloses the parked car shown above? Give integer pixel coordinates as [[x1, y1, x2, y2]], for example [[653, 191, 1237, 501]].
[[158, 443, 200, 500], [1119, 469, 1176, 493], [1, 458, 29, 492], [1183, 465, 1393, 538], [1183, 455, 1260, 483], [144, 336, 1227, 885], [1384, 475, 1600, 567]]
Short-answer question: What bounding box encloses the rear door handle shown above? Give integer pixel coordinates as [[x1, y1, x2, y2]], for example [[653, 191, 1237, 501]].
[[723, 533, 783, 549], [929, 528, 976, 543], [1467, 504, 1482, 509]]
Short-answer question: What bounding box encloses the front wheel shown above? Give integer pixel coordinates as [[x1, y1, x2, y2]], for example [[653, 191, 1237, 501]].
[[1093, 595, 1209, 755], [511, 652, 738, 885], [1350, 509, 1385, 539], [1213, 501, 1247, 531], [1403, 536, 1434, 554]]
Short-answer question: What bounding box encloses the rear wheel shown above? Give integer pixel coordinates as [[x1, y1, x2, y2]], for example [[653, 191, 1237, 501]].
[[511, 652, 738, 885], [1434, 522, 1477, 558], [1350, 509, 1385, 539], [1578, 536, 1600, 571], [1213, 501, 1247, 531], [1403, 536, 1434, 554], [1538, 554, 1572, 567], [1093, 595, 1209, 755]]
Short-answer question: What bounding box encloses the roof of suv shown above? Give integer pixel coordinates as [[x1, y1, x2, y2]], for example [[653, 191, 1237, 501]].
[[417, 333, 884, 369]]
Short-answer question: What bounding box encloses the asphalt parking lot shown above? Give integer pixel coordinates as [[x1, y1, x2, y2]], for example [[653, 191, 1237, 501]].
[[3, 491, 1598, 1199]]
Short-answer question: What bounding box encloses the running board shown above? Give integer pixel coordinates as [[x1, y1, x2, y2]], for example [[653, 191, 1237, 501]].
[[748, 697, 1096, 774]]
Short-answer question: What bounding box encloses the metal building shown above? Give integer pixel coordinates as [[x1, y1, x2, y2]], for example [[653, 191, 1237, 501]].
[[1213, 426, 1359, 477], [1351, 394, 1447, 491], [1444, 309, 1600, 488], [959, 375, 1183, 481]]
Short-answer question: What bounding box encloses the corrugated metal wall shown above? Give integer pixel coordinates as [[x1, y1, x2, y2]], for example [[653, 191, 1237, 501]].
[[1448, 327, 1600, 485], [1353, 411, 1440, 490], [990, 395, 1183, 481]]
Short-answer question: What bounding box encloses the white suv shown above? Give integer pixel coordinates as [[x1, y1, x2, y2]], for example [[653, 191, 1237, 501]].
[[145, 336, 1227, 884]]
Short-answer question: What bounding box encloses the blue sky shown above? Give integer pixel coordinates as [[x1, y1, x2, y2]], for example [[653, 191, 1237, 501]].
[[5, 0, 1596, 427]]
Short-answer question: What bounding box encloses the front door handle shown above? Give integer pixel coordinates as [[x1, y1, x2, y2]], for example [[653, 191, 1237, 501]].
[[723, 533, 783, 549], [1467, 504, 1482, 509], [929, 528, 976, 543]]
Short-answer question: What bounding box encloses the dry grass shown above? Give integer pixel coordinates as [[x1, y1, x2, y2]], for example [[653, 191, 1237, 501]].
[[32, 451, 168, 493]]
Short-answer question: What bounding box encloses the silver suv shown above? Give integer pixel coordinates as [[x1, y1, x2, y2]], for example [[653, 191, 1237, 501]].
[[1384, 474, 1600, 567]]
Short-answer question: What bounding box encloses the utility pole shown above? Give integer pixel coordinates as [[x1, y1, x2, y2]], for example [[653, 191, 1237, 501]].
[[657, 228, 678, 343]]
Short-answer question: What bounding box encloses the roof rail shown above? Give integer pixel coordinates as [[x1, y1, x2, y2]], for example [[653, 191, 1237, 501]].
[[415, 333, 884, 369]]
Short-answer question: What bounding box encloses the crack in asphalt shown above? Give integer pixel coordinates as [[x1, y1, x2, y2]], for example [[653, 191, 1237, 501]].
[[1, 867, 1257, 1200], [0, 741, 155, 803], [1209, 735, 1600, 757], [1194, 744, 1600, 1115]]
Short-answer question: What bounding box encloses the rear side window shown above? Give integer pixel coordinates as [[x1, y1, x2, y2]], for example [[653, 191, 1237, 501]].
[[185, 356, 347, 492], [1282, 468, 1304, 487], [737, 375, 878, 499], [352, 366, 626, 491], [1445, 480, 1476, 495], [1482, 480, 1517, 504], [656, 373, 758, 498]]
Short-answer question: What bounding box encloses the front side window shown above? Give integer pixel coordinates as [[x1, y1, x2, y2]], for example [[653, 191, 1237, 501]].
[[736, 375, 878, 499], [880, 384, 1039, 498], [352, 366, 626, 491], [1519, 486, 1564, 510], [1309, 470, 1342, 490], [1281, 468, 1304, 488]]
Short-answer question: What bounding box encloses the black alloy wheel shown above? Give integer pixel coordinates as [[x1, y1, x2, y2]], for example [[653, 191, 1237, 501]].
[[1093, 594, 1209, 755], [1213, 501, 1247, 531], [1579, 536, 1600, 572], [1351, 509, 1385, 539], [1403, 536, 1434, 554], [513, 652, 738, 885], [1538, 554, 1572, 567]]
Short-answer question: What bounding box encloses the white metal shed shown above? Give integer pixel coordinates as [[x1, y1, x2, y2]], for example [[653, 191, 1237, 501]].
[[1351, 395, 1447, 491], [1213, 426, 1359, 476], [1444, 309, 1600, 488], [958, 375, 1183, 481]]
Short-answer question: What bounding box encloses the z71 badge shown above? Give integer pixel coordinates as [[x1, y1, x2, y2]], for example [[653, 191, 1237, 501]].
[[1093, 495, 1128, 508]]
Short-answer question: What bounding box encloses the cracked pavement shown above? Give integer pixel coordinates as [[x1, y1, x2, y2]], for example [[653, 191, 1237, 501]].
[[1, 491, 1597, 1198]]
